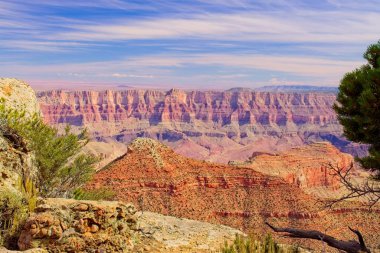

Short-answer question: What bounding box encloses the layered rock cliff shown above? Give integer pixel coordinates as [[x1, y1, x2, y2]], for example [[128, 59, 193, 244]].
[[37, 88, 367, 163], [88, 138, 318, 227], [38, 89, 337, 126], [244, 142, 353, 189], [87, 138, 380, 251], [233, 142, 372, 200]]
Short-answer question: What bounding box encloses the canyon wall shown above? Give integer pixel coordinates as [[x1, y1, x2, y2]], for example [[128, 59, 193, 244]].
[[38, 88, 338, 126], [37, 88, 367, 162]]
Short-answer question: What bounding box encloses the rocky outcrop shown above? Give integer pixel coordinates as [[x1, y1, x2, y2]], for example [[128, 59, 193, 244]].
[[0, 79, 41, 249], [17, 198, 243, 253], [1, 78, 40, 117], [37, 88, 367, 162], [88, 139, 317, 227], [137, 211, 245, 252], [18, 198, 138, 252], [0, 78, 39, 196], [236, 142, 374, 201], [244, 142, 354, 189], [87, 138, 380, 251]]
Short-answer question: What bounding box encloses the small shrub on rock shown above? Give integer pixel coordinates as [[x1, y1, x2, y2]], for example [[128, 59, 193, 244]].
[[0, 188, 29, 249]]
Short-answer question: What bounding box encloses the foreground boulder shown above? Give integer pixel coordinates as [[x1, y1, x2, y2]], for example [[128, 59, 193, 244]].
[[0, 78, 40, 117], [18, 198, 138, 252], [17, 198, 244, 253]]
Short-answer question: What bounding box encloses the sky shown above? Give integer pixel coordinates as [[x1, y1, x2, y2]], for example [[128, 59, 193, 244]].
[[0, 0, 380, 90]]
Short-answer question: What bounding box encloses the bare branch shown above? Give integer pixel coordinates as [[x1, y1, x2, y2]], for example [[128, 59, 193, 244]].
[[325, 162, 380, 208], [349, 227, 367, 250], [266, 222, 371, 253]]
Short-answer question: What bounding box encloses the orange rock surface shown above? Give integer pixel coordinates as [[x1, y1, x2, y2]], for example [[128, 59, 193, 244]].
[[88, 138, 380, 251], [244, 142, 354, 189]]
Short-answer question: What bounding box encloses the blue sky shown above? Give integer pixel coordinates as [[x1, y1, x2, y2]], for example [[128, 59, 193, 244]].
[[0, 0, 379, 89]]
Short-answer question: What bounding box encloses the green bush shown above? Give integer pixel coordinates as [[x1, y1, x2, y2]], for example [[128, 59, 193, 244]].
[[0, 99, 97, 198], [221, 234, 300, 253]]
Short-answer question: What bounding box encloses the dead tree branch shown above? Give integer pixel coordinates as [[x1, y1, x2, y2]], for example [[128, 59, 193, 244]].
[[326, 162, 380, 208], [266, 222, 371, 253]]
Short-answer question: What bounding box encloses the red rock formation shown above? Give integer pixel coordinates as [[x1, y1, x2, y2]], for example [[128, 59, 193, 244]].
[[88, 138, 317, 223], [87, 138, 380, 250], [38, 89, 338, 126], [37, 89, 368, 162], [244, 142, 354, 190]]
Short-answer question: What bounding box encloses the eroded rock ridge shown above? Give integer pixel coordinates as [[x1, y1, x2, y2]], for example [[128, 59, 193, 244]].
[[37, 89, 366, 162]]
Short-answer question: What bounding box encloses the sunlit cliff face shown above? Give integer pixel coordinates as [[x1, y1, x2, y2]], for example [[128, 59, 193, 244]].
[[37, 89, 367, 163]]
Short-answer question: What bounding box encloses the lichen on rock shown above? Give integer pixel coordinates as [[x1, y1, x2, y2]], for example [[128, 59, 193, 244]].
[[18, 198, 138, 253], [0, 78, 40, 117]]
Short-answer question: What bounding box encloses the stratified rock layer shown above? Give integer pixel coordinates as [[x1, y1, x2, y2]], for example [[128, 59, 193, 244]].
[[37, 89, 367, 163], [244, 142, 354, 189], [88, 138, 380, 251], [235, 142, 371, 201], [89, 139, 316, 223]]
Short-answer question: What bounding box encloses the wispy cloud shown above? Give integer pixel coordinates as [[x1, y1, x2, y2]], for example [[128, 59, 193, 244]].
[[2, 1, 379, 48], [44, 11, 380, 44], [0, 52, 364, 87], [0, 0, 378, 88], [111, 73, 154, 78]]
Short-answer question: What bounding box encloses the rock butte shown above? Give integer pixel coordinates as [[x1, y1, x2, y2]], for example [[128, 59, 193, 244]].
[[88, 138, 380, 251], [238, 142, 365, 197], [37, 88, 368, 163]]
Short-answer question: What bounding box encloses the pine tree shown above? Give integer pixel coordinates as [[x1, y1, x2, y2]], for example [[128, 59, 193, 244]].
[[334, 40, 380, 178]]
